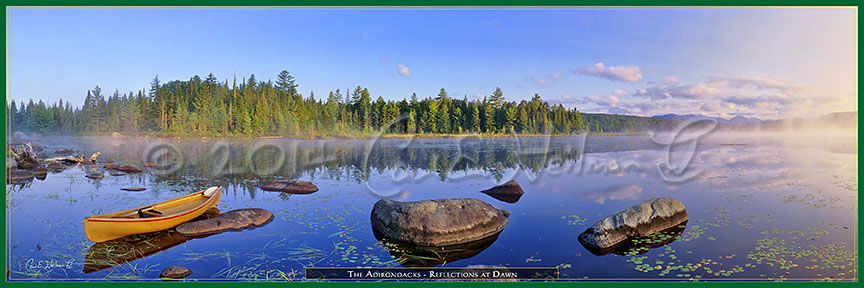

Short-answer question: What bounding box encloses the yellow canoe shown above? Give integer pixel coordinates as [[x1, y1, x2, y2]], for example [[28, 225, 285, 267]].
[[84, 186, 222, 243]]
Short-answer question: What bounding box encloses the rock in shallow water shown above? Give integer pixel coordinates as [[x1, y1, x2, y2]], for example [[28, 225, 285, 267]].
[[374, 227, 503, 267], [160, 265, 192, 279], [54, 148, 74, 155], [47, 161, 66, 170], [85, 173, 104, 180], [32, 166, 47, 180], [12, 131, 29, 144], [117, 165, 143, 173], [175, 208, 273, 237], [370, 198, 509, 247], [257, 180, 318, 194], [103, 163, 119, 170], [480, 180, 524, 203], [578, 198, 688, 251], [7, 169, 34, 183]]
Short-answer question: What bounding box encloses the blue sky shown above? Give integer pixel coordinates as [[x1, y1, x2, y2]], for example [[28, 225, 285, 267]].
[[7, 7, 857, 119]]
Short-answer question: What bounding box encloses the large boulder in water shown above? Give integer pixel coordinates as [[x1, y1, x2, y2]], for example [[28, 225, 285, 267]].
[[371, 198, 509, 247], [175, 208, 273, 237], [373, 227, 503, 267], [578, 198, 688, 251], [111, 132, 127, 140], [257, 180, 318, 194], [480, 180, 524, 203]]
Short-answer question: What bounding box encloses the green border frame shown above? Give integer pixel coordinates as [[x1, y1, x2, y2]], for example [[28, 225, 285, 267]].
[[2, 1, 860, 287]]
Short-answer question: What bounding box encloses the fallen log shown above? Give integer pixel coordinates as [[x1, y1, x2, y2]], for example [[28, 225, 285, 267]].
[[44, 154, 86, 164]]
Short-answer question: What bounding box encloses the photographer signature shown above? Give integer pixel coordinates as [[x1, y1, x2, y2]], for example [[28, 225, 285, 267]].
[[25, 258, 75, 270]]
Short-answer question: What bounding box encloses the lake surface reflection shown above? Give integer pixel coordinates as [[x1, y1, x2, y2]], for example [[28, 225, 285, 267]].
[[6, 133, 857, 281]]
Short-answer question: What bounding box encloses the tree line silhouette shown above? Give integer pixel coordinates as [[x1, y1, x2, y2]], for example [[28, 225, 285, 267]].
[[7, 70, 681, 137]]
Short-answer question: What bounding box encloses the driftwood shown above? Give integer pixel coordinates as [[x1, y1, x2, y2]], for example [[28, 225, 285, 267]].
[[89, 152, 102, 163], [9, 143, 40, 169], [44, 154, 86, 164], [44, 152, 102, 164]]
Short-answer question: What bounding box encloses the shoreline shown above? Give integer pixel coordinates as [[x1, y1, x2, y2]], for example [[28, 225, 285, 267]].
[[49, 131, 649, 141]]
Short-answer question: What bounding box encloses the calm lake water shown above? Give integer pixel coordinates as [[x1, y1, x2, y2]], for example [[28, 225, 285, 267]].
[[5, 132, 858, 281]]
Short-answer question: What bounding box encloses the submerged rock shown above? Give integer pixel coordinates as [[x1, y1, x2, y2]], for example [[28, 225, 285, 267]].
[[160, 265, 192, 279], [480, 180, 525, 203], [110, 172, 126, 176], [121, 187, 146, 191], [103, 163, 120, 170], [585, 221, 688, 256], [54, 148, 74, 155], [33, 166, 47, 180], [578, 198, 688, 251], [30, 143, 44, 152], [7, 169, 34, 183], [117, 165, 143, 173], [374, 227, 503, 267], [371, 198, 509, 247], [85, 173, 104, 180], [46, 161, 66, 171], [175, 208, 273, 237], [257, 180, 318, 194]]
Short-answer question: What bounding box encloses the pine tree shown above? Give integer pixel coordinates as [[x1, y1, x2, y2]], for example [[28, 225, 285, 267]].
[[469, 105, 481, 132], [482, 102, 495, 133], [407, 109, 417, 134], [504, 104, 517, 133]]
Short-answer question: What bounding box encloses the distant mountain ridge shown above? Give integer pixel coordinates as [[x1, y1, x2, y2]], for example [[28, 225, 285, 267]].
[[652, 114, 763, 124], [654, 111, 857, 131]]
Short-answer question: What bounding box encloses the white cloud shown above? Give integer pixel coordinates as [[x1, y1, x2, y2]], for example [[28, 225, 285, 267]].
[[546, 94, 585, 107], [588, 95, 619, 107], [632, 83, 720, 100], [549, 72, 562, 80], [397, 64, 411, 77], [707, 75, 800, 93], [700, 101, 727, 112], [537, 79, 548, 86], [574, 62, 643, 82]]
